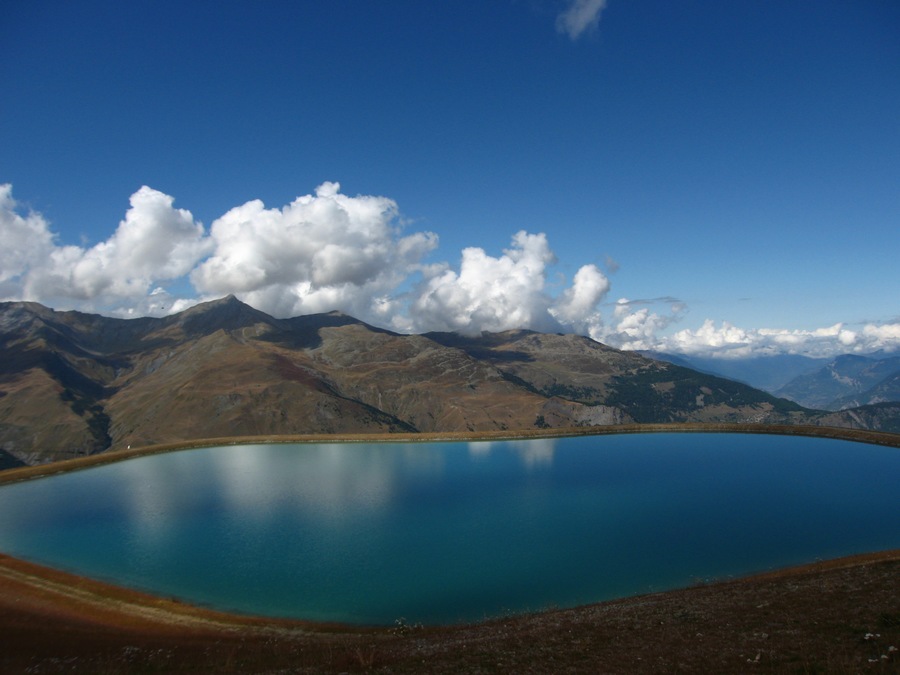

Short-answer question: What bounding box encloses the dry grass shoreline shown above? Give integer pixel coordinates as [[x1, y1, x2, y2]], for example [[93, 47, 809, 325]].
[[3, 422, 899, 486], [2, 424, 899, 672]]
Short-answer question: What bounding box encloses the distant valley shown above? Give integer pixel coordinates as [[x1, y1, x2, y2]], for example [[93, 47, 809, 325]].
[[2, 296, 899, 465], [648, 351, 900, 412]]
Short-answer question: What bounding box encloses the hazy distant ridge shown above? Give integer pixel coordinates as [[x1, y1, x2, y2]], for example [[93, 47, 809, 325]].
[[646, 351, 900, 412], [775, 355, 900, 410]]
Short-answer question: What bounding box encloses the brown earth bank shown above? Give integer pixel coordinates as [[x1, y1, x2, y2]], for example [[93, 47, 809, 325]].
[[2, 425, 899, 673], [0, 550, 898, 674], [2, 422, 899, 486]]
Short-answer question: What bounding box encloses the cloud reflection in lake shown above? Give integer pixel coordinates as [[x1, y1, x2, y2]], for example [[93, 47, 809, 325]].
[[468, 437, 557, 469]]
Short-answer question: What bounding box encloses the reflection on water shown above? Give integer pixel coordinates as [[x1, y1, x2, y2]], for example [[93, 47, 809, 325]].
[[121, 443, 450, 527], [0, 433, 898, 625], [468, 437, 557, 468]]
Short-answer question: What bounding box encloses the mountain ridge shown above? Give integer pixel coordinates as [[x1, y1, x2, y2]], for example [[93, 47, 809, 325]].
[[775, 354, 900, 410], [1, 298, 896, 465], [641, 351, 829, 393], [643, 350, 900, 412]]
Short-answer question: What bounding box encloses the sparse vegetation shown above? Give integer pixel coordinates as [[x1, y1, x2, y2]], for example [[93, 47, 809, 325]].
[[605, 364, 807, 423], [3, 298, 897, 466], [1, 549, 898, 673]]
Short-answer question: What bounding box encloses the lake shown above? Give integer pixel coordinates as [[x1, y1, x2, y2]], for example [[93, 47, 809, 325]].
[[0, 433, 898, 625]]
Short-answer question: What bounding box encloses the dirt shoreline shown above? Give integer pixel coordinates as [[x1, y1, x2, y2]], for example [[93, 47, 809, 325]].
[[1, 549, 898, 673], [3, 422, 899, 486], [2, 425, 899, 672]]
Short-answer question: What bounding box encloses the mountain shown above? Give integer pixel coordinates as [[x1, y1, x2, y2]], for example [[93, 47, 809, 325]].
[[641, 352, 827, 393], [815, 402, 900, 434], [774, 354, 900, 410], [424, 331, 808, 425], [830, 371, 900, 410], [0, 297, 892, 466]]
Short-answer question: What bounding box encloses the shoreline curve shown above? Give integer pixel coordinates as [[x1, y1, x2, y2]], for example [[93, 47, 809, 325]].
[[1, 424, 899, 671], [2, 422, 898, 487], [1, 548, 899, 672]]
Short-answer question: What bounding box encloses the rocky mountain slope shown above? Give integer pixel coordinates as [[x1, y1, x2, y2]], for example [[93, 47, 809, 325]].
[[814, 401, 900, 434], [0, 297, 892, 465], [774, 354, 900, 410], [829, 370, 900, 410]]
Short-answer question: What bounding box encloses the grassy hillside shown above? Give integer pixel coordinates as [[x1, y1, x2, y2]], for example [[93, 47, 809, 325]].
[[2, 297, 895, 465]]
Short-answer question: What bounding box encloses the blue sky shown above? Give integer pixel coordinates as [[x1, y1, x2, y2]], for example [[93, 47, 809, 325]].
[[2, 0, 898, 358]]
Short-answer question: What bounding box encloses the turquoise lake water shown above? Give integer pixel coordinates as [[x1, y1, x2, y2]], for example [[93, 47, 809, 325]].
[[0, 433, 898, 625]]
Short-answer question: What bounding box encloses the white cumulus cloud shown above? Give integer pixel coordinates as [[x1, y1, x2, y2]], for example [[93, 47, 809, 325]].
[[586, 298, 686, 352], [549, 264, 611, 334], [0, 183, 614, 333], [191, 181, 438, 319], [0, 184, 56, 295], [1, 184, 211, 313], [401, 230, 601, 335], [656, 319, 900, 359], [2, 181, 898, 359]]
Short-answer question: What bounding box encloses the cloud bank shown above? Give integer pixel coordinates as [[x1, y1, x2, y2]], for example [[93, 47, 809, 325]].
[[1, 184, 211, 314], [190, 181, 437, 321], [400, 230, 611, 336], [1, 182, 897, 359], [657, 320, 900, 360]]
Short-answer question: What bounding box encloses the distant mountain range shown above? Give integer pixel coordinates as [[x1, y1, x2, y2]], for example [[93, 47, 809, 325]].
[[776, 354, 900, 410], [2, 297, 898, 465], [645, 351, 900, 411], [639, 352, 827, 392]]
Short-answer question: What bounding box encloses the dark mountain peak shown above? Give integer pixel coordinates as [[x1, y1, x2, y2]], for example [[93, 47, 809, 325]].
[[0, 301, 49, 333], [181, 294, 250, 315], [173, 295, 279, 337], [0, 301, 89, 335], [0, 300, 52, 315], [0, 301, 164, 357]]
